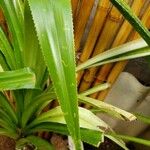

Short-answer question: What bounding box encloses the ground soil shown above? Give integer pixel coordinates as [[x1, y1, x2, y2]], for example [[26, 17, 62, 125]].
[[0, 136, 15, 150]]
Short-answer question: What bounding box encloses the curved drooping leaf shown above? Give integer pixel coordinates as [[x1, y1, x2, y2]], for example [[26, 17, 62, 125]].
[[105, 135, 128, 150], [27, 0, 81, 149], [27, 106, 110, 132], [110, 0, 150, 46], [16, 136, 54, 150], [78, 95, 136, 121], [26, 136, 54, 150], [0, 67, 36, 90], [26, 122, 103, 147]]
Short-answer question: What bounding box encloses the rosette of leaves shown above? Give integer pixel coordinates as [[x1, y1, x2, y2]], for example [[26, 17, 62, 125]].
[[0, 0, 150, 149]]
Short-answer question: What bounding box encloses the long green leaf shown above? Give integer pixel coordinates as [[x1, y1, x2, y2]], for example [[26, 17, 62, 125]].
[[107, 133, 150, 147], [0, 67, 36, 90], [0, 52, 10, 71], [78, 95, 136, 121], [0, 128, 18, 139], [21, 85, 56, 128], [0, 27, 16, 70], [134, 113, 150, 124], [12, 90, 25, 125], [105, 135, 128, 150], [0, 119, 16, 133], [0, 0, 23, 68], [0, 92, 17, 124], [110, 0, 150, 46], [12, 0, 24, 26], [27, 0, 81, 149], [76, 39, 147, 71], [90, 47, 150, 68], [24, 1, 46, 88], [27, 106, 110, 132], [23, 0, 47, 109], [80, 83, 111, 96], [26, 122, 103, 147], [0, 109, 16, 128]]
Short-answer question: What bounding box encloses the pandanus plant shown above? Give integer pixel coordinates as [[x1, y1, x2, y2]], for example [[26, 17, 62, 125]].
[[0, 0, 150, 149]]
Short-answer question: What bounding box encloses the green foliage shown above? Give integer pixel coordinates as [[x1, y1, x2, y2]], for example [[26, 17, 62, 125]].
[[26, 0, 81, 148], [110, 0, 150, 46], [16, 136, 54, 150], [0, 0, 150, 149]]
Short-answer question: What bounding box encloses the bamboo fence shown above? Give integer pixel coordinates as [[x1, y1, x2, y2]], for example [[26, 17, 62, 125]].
[[74, 0, 150, 102]]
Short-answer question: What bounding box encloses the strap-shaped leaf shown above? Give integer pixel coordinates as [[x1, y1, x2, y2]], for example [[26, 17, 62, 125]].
[[27, 0, 81, 149], [76, 39, 148, 71], [107, 133, 150, 147], [23, 1, 47, 110], [105, 135, 128, 150], [0, 119, 16, 132], [0, 67, 36, 90], [12, 0, 24, 26], [90, 47, 150, 68], [21, 86, 56, 128], [80, 83, 111, 96], [78, 95, 136, 121], [134, 113, 150, 124], [0, 52, 10, 71], [27, 106, 109, 132], [0, 0, 23, 68], [26, 122, 103, 147], [0, 27, 16, 70], [24, 1, 46, 88], [0, 128, 18, 139], [0, 109, 13, 123], [110, 0, 150, 46], [0, 92, 17, 124]]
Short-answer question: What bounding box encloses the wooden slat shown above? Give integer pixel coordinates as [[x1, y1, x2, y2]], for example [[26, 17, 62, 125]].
[[71, 0, 80, 19], [74, 0, 95, 51], [78, 1, 130, 92], [77, 0, 112, 85], [97, 1, 150, 100], [91, 0, 145, 99]]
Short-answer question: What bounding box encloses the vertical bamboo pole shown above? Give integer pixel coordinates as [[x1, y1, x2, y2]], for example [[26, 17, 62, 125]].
[[71, 0, 79, 18], [74, 0, 95, 52], [79, 1, 129, 92], [77, 0, 112, 85], [97, 2, 150, 101], [91, 0, 145, 99]]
